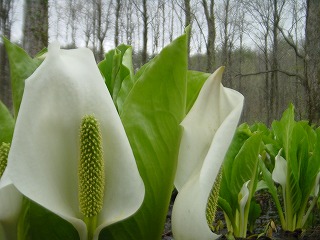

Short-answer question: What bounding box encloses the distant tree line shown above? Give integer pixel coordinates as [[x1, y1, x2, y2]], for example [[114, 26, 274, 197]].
[[1, 0, 319, 125]]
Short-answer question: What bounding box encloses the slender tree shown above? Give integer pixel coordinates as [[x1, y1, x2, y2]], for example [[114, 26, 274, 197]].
[[142, 0, 148, 64], [305, 0, 320, 123], [114, 0, 121, 47], [23, 0, 49, 56], [202, 0, 216, 73], [184, 0, 191, 63]]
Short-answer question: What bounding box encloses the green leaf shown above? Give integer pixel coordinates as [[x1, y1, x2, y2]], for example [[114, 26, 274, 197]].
[[99, 30, 188, 240], [98, 44, 134, 112], [185, 71, 209, 113], [272, 104, 295, 163], [218, 196, 236, 231], [222, 123, 252, 187], [258, 158, 285, 227], [0, 101, 14, 144], [3, 38, 43, 118], [17, 198, 79, 240], [230, 133, 261, 195], [248, 200, 261, 232]]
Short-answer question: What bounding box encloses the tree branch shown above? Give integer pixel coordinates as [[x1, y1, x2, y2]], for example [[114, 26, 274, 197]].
[[235, 69, 305, 81]]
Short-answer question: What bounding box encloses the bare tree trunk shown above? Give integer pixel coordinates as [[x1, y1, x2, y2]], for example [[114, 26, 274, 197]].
[[184, 0, 191, 64], [270, 0, 282, 119], [202, 0, 216, 73], [114, 0, 121, 47], [221, 0, 231, 87], [23, 0, 48, 56], [125, 0, 134, 45], [142, 0, 148, 64], [0, 0, 14, 109], [305, 0, 320, 124]]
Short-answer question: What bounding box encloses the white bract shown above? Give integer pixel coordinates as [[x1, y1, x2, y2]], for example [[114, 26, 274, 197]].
[[0, 171, 22, 240], [238, 180, 250, 233], [172, 67, 244, 240], [6, 43, 144, 240], [272, 149, 287, 188]]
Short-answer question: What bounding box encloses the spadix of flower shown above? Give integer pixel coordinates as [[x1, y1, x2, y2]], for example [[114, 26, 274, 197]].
[[6, 43, 144, 240], [272, 149, 287, 188], [172, 67, 244, 240]]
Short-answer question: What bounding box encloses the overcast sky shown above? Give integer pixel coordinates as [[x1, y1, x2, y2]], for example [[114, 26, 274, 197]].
[[9, 0, 306, 55]]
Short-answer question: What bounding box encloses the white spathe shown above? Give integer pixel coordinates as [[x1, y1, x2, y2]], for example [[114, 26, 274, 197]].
[[239, 180, 250, 231], [272, 149, 287, 188], [172, 67, 244, 240], [0, 170, 23, 240], [6, 43, 144, 240]]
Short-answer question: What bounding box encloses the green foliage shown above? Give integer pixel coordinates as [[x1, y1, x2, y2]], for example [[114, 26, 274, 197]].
[[98, 44, 134, 113], [218, 123, 262, 237], [0, 101, 14, 144], [98, 29, 188, 239], [17, 198, 79, 240], [3, 38, 43, 118], [260, 104, 320, 231]]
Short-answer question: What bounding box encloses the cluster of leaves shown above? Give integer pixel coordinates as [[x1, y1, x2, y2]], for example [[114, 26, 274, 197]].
[[219, 104, 320, 237], [1, 29, 244, 240]]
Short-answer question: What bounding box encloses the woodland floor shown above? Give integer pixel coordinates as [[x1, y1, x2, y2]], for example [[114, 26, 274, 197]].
[[162, 190, 320, 240]]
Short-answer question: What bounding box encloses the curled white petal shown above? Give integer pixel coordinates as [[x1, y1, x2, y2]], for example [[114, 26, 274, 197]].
[[272, 149, 287, 188], [7, 43, 144, 239], [172, 67, 244, 240]]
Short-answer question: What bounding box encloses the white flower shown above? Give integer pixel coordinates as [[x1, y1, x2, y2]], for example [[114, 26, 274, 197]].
[[0, 171, 22, 240], [172, 67, 244, 240], [272, 149, 287, 188], [6, 43, 144, 240]]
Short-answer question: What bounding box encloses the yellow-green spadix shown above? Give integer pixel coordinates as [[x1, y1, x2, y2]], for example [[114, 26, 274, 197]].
[[172, 67, 244, 240], [6, 43, 144, 240]]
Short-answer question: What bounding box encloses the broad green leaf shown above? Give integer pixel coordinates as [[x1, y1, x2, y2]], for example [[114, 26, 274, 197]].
[[186, 71, 209, 113], [98, 44, 134, 112], [248, 200, 261, 232], [230, 133, 261, 195], [221, 123, 251, 187], [0, 101, 14, 143], [272, 104, 295, 163], [99, 30, 188, 240], [258, 158, 285, 226], [219, 124, 251, 210], [308, 128, 320, 186], [17, 198, 79, 240], [3, 38, 42, 118], [218, 197, 235, 230]]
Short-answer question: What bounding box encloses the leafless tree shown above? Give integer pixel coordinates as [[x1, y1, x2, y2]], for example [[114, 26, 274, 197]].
[[114, 0, 121, 46], [23, 0, 48, 56], [201, 0, 216, 73], [305, 0, 320, 123], [94, 0, 113, 61], [217, 0, 240, 88], [65, 0, 83, 47]]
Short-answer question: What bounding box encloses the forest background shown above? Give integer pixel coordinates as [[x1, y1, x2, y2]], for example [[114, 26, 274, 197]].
[[1, 0, 319, 126]]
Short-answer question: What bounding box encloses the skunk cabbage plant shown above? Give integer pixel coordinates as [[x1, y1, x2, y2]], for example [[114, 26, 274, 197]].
[[218, 124, 262, 238], [260, 104, 320, 231], [5, 43, 145, 240], [172, 67, 244, 240]]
